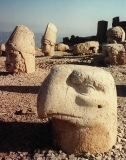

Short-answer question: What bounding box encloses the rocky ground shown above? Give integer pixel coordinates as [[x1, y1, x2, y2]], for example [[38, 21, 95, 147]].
[[0, 50, 126, 160]]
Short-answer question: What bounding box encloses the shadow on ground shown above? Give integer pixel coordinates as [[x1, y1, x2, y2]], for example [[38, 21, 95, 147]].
[[116, 85, 126, 97], [0, 86, 40, 94], [0, 121, 53, 154], [0, 72, 11, 76]]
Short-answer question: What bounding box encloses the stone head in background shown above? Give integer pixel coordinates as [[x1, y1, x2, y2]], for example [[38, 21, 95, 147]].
[[73, 41, 99, 55], [106, 26, 125, 44], [0, 44, 6, 56], [55, 43, 69, 52], [41, 23, 57, 56], [5, 25, 35, 73], [102, 44, 126, 65], [37, 65, 117, 155]]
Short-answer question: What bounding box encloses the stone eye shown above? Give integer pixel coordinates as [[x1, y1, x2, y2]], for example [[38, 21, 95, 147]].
[[70, 70, 84, 85]]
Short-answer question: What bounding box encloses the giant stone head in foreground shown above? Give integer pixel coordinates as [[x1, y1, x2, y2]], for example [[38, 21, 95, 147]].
[[41, 23, 57, 56], [5, 25, 35, 73], [37, 65, 117, 155]]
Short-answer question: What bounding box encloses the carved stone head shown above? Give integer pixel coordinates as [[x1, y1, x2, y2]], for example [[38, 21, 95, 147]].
[[73, 41, 99, 55], [106, 26, 125, 44], [37, 65, 117, 155], [0, 44, 6, 56], [41, 23, 57, 56], [5, 25, 35, 73], [102, 44, 126, 65]]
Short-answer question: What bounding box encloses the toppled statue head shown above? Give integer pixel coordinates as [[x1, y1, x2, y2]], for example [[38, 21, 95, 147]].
[[73, 41, 99, 55], [41, 23, 57, 56], [106, 26, 125, 44], [5, 25, 35, 73], [37, 65, 117, 155]]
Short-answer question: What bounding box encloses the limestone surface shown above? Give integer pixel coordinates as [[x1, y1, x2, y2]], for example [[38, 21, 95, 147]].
[[102, 44, 126, 65], [55, 43, 69, 51], [0, 44, 6, 56], [5, 25, 35, 73], [106, 26, 125, 44], [37, 65, 117, 155], [0, 44, 6, 51], [41, 23, 57, 56], [73, 41, 99, 55]]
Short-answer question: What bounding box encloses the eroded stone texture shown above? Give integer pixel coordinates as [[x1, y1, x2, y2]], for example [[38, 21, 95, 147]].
[[0, 44, 6, 56], [41, 23, 57, 56], [37, 65, 117, 155], [102, 44, 126, 65], [5, 25, 35, 73], [55, 43, 69, 51], [73, 41, 99, 55], [0, 44, 6, 51], [112, 17, 119, 27], [106, 26, 125, 44]]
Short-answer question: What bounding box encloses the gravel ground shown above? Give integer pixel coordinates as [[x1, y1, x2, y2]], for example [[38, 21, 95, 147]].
[[0, 51, 126, 160]]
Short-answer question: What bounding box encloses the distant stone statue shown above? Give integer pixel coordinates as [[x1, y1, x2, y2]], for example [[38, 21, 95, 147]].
[[102, 44, 126, 65], [106, 26, 125, 44], [73, 41, 99, 55], [41, 23, 57, 56], [55, 43, 69, 51], [5, 25, 35, 73], [37, 65, 117, 155], [0, 44, 6, 56]]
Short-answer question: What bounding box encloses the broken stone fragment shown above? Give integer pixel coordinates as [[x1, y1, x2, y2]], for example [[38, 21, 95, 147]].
[[102, 44, 126, 65]]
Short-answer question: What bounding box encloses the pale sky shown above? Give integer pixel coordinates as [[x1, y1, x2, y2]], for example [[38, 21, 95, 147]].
[[0, 0, 126, 39]]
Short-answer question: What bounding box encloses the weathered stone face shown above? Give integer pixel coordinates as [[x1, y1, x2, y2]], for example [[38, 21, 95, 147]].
[[37, 65, 117, 155], [0, 44, 6, 56], [73, 41, 99, 55], [0, 44, 6, 51], [102, 44, 126, 65], [41, 23, 57, 56], [5, 25, 35, 73], [55, 43, 69, 51], [106, 26, 125, 44], [6, 50, 26, 73]]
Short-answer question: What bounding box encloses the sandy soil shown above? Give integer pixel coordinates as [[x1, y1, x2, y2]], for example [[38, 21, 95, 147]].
[[0, 51, 126, 159]]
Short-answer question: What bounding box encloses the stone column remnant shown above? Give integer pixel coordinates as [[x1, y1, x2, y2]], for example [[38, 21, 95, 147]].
[[41, 23, 57, 56], [119, 21, 126, 38], [5, 25, 35, 73], [37, 65, 117, 155], [97, 20, 108, 38], [112, 17, 120, 27]]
